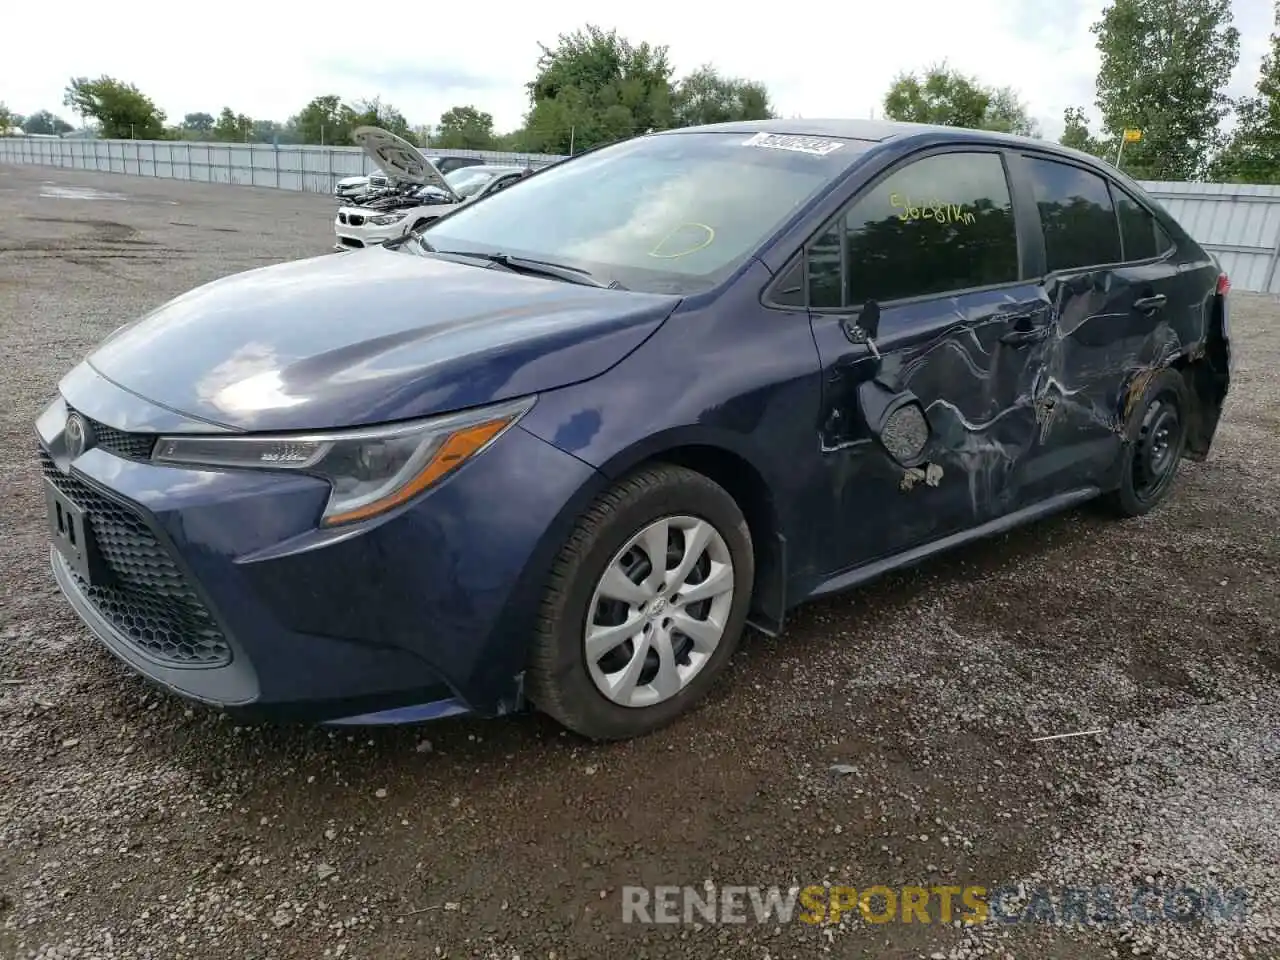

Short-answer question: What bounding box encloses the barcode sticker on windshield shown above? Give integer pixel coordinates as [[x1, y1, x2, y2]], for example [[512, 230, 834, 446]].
[[741, 132, 846, 156]]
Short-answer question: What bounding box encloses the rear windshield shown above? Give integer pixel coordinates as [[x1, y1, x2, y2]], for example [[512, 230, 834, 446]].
[[418, 131, 870, 294]]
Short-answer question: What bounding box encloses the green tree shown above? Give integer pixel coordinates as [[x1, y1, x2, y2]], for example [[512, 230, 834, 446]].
[[1210, 2, 1280, 183], [883, 63, 1039, 135], [522, 24, 675, 154], [63, 76, 166, 139], [671, 65, 775, 127], [252, 119, 292, 144], [349, 97, 416, 143], [182, 112, 215, 133], [0, 102, 11, 132], [1091, 0, 1240, 180], [435, 105, 496, 149], [291, 95, 358, 145], [21, 110, 73, 135], [211, 107, 253, 142], [1060, 106, 1105, 156]]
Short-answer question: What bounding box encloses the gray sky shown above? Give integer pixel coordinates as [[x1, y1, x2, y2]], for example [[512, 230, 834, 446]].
[[5, 0, 1275, 139]]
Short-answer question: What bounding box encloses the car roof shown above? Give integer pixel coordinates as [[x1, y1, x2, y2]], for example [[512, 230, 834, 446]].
[[656, 117, 1116, 175], [660, 117, 1039, 145]]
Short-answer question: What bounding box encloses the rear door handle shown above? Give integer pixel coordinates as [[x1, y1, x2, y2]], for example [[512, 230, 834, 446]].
[[1133, 294, 1167, 313], [999, 314, 1051, 346]]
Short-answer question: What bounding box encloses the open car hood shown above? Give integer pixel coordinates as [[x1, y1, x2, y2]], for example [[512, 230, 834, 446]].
[[352, 126, 460, 202]]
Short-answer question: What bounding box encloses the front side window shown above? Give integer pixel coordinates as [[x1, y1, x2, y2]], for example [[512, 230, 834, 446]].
[[1025, 156, 1122, 270], [418, 132, 870, 294], [807, 151, 1020, 308]]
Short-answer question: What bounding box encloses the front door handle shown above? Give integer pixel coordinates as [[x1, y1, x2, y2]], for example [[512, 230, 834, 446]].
[[1133, 293, 1167, 313], [999, 314, 1051, 346]]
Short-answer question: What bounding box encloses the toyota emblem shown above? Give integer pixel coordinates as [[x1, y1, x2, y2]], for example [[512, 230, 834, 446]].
[[65, 413, 91, 459]]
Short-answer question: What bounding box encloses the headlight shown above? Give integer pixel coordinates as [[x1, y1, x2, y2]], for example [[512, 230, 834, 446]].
[[151, 396, 535, 526], [368, 213, 407, 226]]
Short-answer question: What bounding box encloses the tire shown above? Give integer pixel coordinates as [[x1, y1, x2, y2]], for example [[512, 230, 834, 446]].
[[527, 464, 755, 741], [1101, 367, 1190, 517]]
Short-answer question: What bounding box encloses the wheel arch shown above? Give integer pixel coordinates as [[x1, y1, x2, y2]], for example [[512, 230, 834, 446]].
[[595, 436, 788, 635]]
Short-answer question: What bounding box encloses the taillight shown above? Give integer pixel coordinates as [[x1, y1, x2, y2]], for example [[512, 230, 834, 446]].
[[1217, 272, 1230, 295]]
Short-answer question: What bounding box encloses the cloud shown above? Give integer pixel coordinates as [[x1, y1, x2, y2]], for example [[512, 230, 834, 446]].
[[315, 60, 512, 97], [2, 0, 1274, 141]]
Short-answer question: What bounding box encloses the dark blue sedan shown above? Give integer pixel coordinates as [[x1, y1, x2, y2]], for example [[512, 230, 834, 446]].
[[37, 119, 1232, 740]]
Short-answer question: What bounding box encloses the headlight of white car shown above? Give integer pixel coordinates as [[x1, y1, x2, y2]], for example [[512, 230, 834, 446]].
[[151, 397, 535, 526], [368, 213, 407, 226]]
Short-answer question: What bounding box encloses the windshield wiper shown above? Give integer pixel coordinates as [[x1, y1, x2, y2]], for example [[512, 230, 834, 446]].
[[432, 249, 624, 289]]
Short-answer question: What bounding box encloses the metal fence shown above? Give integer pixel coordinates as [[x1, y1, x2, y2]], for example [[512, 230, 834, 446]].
[[4, 138, 1280, 293], [1140, 181, 1280, 295], [0, 136, 566, 195]]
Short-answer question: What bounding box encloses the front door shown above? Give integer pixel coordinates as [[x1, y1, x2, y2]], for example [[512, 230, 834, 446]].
[[800, 148, 1050, 576]]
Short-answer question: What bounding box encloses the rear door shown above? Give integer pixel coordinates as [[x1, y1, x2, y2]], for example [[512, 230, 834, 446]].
[[791, 146, 1051, 575], [1006, 153, 1187, 503]]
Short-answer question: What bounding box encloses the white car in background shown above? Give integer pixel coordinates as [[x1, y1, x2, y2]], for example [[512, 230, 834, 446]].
[[333, 128, 534, 251], [333, 153, 486, 201]]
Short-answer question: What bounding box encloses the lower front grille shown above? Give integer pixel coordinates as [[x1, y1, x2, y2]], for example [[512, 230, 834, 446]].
[[40, 449, 231, 668]]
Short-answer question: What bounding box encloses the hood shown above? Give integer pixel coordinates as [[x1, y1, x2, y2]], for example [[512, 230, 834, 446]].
[[352, 126, 460, 201], [81, 247, 681, 432]]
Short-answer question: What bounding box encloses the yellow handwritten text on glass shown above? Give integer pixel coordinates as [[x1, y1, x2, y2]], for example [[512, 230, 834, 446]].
[[889, 193, 977, 226]]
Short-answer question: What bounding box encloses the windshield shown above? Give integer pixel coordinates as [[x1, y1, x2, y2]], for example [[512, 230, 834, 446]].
[[445, 167, 500, 198], [419, 132, 868, 294]]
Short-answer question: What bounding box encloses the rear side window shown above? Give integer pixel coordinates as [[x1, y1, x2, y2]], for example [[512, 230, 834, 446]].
[[1113, 188, 1168, 261], [808, 151, 1020, 307], [1024, 156, 1122, 270]]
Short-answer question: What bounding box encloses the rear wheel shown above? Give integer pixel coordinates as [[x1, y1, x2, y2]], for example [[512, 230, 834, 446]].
[[1102, 368, 1190, 517], [527, 465, 754, 740]]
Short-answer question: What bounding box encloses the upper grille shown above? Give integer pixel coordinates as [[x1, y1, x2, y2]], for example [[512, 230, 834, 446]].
[[67, 408, 156, 461], [41, 449, 231, 667], [347, 213, 365, 226], [86, 416, 156, 460]]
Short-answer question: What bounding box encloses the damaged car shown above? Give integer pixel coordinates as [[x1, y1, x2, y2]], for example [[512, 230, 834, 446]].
[[334, 132, 533, 250], [36, 119, 1231, 741], [333, 150, 485, 202]]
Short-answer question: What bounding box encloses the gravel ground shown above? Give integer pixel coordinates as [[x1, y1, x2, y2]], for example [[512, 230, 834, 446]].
[[0, 164, 1277, 960]]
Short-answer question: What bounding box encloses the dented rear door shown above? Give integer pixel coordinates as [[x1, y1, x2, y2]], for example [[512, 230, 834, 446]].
[[1006, 153, 1188, 503]]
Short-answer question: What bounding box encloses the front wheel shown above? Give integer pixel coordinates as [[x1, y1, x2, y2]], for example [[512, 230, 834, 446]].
[[527, 464, 754, 740], [1102, 367, 1190, 517]]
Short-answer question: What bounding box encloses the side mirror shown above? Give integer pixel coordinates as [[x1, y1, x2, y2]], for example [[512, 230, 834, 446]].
[[857, 380, 931, 468]]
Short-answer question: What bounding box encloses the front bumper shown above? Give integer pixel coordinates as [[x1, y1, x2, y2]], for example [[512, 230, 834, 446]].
[[333, 217, 406, 251], [36, 367, 600, 724]]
